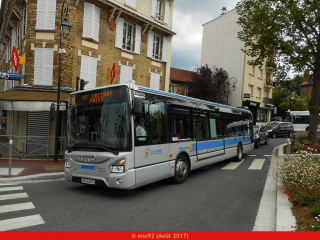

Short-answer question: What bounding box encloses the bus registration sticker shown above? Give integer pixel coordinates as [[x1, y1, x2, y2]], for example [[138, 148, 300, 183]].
[[81, 178, 95, 185]]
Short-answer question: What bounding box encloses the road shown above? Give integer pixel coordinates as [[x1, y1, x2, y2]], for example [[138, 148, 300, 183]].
[[0, 137, 287, 231]]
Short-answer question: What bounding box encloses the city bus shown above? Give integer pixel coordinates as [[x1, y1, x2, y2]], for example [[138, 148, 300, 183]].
[[64, 84, 254, 189], [286, 111, 320, 132]]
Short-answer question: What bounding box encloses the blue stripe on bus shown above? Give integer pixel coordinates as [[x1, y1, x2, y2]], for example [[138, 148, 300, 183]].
[[188, 137, 251, 152], [81, 165, 96, 170]]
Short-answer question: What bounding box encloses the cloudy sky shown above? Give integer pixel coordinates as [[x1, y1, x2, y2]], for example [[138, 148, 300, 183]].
[[171, 0, 240, 71]]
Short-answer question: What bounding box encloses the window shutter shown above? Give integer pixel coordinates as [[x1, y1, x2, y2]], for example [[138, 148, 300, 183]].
[[164, 1, 170, 24], [88, 56, 97, 89], [93, 6, 100, 42], [134, 25, 141, 55], [22, 6, 27, 38], [43, 48, 54, 85], [34, 48, 43, 85], [126, 66, 133, 83], [147, 31, 154, 58], [154, 73, 160, 90], [150, 0, 157, 18], [162, 36, 169, 62], [83, 2, 94, 39], [36, 0, 56, 30], [115, 17, 124, 49], [120, 65, 127, 84], [80, 55, 90, 89], [47, 0, 56, 30], [126, 0, 136, 8]]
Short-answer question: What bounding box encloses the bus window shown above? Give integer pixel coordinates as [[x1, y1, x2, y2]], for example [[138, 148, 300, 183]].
[[144, 102, 167, 145], [194, 117, 209, 140], [209, 112, 223, 138]]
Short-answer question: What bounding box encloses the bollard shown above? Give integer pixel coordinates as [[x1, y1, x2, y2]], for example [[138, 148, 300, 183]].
[[8, 140, 13, 177], [287, 138, 291, 156]]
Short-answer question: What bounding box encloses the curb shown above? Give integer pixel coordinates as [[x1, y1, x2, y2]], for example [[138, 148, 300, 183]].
[[0, 172, 65, 183], [275, 144, 296, 231]]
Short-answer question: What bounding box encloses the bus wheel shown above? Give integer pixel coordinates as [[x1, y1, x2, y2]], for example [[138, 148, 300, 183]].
[[234, 144, 243, 162], [173, 155, 189, 184]]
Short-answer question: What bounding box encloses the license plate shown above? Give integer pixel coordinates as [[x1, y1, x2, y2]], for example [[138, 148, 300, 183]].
[[81, 178, 95, 185]]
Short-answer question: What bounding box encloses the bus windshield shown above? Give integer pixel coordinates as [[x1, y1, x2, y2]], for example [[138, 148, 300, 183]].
[[67, 86, 131, 152]]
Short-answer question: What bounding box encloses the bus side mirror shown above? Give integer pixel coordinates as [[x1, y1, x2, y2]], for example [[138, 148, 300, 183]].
[[132, 98, 143, 115]]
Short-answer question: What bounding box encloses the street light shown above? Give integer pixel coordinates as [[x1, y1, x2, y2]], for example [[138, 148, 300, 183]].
[[227, 77, 237, 105], [54, 0, 71, 162]]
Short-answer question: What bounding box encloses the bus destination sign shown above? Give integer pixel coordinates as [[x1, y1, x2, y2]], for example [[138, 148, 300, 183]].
[[71, 90, 113, 106]]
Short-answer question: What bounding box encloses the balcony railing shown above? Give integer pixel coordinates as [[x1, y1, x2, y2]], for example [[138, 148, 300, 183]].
[[266, 79, 273, 86], [263, 97, 274, 105]]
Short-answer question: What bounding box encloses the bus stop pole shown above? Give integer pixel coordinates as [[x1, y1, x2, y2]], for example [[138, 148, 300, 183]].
[[8, 140, 13, 177]]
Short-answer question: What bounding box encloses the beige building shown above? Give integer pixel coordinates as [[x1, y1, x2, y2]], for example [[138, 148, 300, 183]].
[[0, 0, 175, 157], [200, 8, 274, 125]]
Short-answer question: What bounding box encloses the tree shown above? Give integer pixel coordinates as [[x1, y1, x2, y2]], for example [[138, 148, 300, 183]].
[[236, 0, 320, 144], [278, 95, 310, 112], [187, 65, 229, 104], [272, 88, 291, 117], [274, 74, 303, 96]]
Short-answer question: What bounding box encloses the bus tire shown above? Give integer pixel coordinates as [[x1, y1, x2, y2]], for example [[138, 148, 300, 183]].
[[234, 143, 243, 162], [173, 154, 189, 184]]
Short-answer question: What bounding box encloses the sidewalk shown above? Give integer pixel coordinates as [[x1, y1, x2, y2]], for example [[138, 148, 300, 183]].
[[0, 157, 65, 182]]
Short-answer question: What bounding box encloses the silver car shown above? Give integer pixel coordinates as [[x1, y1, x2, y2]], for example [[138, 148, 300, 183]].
[[253, 125, 269, 148]]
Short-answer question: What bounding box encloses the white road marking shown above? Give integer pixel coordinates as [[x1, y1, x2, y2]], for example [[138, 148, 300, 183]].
[[222, 160, 244, 170], [0, 186, 23, 192], [0, 192, 28, 201], [0, 168, 24, 176], [0, 214, 45, 231], [0, 202, 35, 214], [249, 159, 265, 170], [263, 155, 272, 157], [247, 155, 256, 156]]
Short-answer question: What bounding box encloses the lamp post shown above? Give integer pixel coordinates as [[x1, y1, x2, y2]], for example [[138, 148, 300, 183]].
[[54, 0, 71, 162], [227, 77, 237, 105]]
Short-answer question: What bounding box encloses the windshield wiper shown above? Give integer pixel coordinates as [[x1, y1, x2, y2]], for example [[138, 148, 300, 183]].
[[79, 144, 119, 155]]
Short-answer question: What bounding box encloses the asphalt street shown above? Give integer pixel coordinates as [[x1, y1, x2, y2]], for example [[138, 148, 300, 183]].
[[0, 137, 288, 231]]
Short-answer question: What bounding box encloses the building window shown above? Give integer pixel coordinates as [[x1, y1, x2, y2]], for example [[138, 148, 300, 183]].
[[248, 84, 254, 96], [251, 65, 255, 75], [120, 65, 133, 84], [123, 22, 134, 52], [115, 18, 141, 54], [36, 0, 56, 30], [257, 109, 267, 122], [151, 0, 170, 24], [257, 87, 262, 98], [170, 84, 177, 93], [83, 2, 100, 42], [34, 48, 54, 86], [147, 31, 169, 62], [22, 6, 27, 38], [150, 72, 160, 90], [259, 68, 263, 79], [80, 55, 98, 90], [264, 90, 269, 98]]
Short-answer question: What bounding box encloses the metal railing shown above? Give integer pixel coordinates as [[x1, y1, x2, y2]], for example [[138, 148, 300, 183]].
[[0, 135, 67, 159]]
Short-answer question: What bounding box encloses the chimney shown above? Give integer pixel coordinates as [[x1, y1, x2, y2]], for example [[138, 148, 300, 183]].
[[221, 7, 227, 15]]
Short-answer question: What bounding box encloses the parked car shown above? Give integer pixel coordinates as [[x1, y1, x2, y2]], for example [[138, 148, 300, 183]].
[[274, 116, 283, 121], [305, 126, 320, 132], [266, 122, 294, 138], [253, 125, 269, 148]]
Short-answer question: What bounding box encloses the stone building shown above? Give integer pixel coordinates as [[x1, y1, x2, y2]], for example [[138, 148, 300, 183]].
[[300, 71, 313, 98], [0, 0, 175, 157]]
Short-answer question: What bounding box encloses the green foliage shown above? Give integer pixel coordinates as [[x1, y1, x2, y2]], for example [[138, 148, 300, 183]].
[[310, 216, 320, 231], [278, 95, 310, 112], [309, 204, 320, 217]]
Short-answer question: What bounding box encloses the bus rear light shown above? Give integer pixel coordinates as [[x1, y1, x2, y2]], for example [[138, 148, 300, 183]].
[[195, 160, 197, 162], [169, 154, 173, 157]]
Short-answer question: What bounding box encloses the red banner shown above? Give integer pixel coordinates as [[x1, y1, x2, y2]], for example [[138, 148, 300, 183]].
[[111, 63, 116, 84], [11, 46, 19, 71]]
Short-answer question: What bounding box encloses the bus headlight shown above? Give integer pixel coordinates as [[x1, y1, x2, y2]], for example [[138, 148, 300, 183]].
[[111, 165, 125, 173], [111, 158, 125, 173], [65, 155, 72, 168]]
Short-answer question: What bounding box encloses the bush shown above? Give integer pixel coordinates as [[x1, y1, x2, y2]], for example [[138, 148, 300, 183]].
[[279, 150, 320, 206], [310, 203, 320, 217]]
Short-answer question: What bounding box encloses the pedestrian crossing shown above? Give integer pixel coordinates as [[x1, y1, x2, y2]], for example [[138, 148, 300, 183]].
[[0, 183, 45, 231], [222, 158, 266, 170]]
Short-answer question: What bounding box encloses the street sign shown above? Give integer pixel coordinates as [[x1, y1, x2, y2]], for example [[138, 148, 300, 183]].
[[110, 63, 116, 84], [244, 93, 251, 98], [0, 72, 21, 81], [11, 46, 19, 71]]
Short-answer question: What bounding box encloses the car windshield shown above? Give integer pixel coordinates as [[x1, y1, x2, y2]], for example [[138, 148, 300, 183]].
[[266, 122, 278, 130], [67, 86, 132, 152], [253, 127, 259, 134]]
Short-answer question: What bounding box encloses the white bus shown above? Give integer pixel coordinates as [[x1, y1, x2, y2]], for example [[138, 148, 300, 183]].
[[286, 111, 320, 132], [65, 84, 254, 189]]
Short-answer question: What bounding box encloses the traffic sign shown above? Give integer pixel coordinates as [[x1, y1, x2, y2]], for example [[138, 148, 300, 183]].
[[11, 46, 19, 71], [0, 72, 21, 81]]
